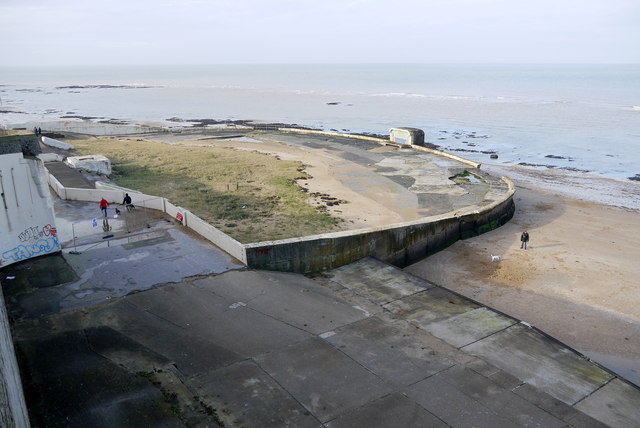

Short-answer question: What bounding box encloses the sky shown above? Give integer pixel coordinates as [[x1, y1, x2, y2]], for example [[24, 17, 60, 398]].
[[1, 0, 639, 66]]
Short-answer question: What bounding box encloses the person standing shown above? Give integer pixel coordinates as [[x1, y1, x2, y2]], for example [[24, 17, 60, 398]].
[[520, 230, 530, 249], [100, 197, 109, 218], [122, 193, 133, 211]]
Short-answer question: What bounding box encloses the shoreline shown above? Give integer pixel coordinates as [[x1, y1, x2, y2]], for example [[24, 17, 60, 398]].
[[483, 163, 640, 212], [5, 116, 640, 185]]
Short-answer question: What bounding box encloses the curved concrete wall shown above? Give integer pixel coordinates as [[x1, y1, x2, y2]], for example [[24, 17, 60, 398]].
[[45, 130, 516, 274], [244, 180, 515, 273]]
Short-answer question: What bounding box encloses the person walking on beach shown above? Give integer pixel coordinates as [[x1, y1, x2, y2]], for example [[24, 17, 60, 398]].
[[100, 197, 109, 218], [520, 230, 530, 249]]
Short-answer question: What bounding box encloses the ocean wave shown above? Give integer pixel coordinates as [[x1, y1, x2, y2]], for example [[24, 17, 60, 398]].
[[55, 84, 156, 90], [370, 92, 427, 98], [632, 105, 640, 111]]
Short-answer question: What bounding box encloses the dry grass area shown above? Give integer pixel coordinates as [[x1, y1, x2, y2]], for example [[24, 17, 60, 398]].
[[70, 137, 341, 243]]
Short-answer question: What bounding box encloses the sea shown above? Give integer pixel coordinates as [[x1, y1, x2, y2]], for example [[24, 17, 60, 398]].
[[1, 63, 639, 185]]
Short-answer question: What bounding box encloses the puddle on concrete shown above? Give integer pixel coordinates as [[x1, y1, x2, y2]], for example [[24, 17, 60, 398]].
[[0, 253, 79, 294]]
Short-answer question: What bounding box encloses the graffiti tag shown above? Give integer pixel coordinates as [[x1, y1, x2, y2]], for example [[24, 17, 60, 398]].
[[253, 247, 272, 256], [18, 224, 57, 242], [2, 237, 60, 263]]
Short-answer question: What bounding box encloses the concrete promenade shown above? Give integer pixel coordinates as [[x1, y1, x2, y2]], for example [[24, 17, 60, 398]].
[[3, 199, 639, 426]]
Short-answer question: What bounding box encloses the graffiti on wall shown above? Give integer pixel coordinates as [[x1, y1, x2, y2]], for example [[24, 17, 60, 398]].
[[18, 224, 57, 242], [2, 224, 61, 264]]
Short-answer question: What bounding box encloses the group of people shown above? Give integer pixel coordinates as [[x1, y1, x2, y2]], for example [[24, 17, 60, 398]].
[[99, 193, 134, 218], [33, 127, 42, 136]]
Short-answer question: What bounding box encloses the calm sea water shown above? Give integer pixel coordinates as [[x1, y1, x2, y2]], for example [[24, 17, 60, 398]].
[[1, 64, 639, 182]]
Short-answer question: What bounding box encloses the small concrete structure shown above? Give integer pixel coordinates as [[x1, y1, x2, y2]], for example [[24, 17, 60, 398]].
[[41, 136, 74, 151], [389, 127, 425, 146], [65, 154, 112, 175], [36, 153, 64, 163]]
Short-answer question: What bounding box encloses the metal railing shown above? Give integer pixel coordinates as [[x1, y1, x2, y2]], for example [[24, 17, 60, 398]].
[[65, 197, 162, 253]]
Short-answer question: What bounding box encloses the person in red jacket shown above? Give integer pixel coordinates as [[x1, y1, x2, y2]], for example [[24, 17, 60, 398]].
[[100, 197, 109, 218]]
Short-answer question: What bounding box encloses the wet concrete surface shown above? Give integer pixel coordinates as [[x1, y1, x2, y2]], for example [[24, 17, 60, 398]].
[[4, 241, 639, 426], [4, 199, 243, 320]]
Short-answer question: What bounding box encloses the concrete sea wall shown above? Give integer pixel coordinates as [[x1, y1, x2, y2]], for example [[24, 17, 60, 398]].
[[45, 128, 515, 273], [244, 185, 515, 273]]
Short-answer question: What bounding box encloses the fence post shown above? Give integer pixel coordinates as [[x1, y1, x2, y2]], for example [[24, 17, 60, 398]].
[[72, 223, 78, 254]]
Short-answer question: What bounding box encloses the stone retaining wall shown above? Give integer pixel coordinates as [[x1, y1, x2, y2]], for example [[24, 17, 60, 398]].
[[244, 183, 515, 273]]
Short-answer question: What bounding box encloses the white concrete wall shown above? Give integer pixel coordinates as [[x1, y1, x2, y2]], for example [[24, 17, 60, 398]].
[[45, 169, 247, 264], [41, 136, 74, 150], [1, 153, 60, 267], [0, 287, 30, 428]]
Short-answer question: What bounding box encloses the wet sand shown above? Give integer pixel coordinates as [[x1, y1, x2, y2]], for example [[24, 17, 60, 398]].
[[404, 167, 640, 385]]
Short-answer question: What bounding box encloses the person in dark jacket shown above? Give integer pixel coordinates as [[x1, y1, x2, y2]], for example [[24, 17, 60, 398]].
[[520, 231, 530, 249], [122, 193, 134, 211]]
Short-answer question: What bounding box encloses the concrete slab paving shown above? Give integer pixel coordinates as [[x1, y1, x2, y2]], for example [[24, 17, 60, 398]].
[[125, 283, 313, 358], [329, 257, 432, 304], [462, 323, 614, 405], [423, 307, 517, 348], [575, 378, 640, 428], [191, 359, 321, 427], [512, 383, 609, 428], [383, 286, 480, 324], [325, 392, 448, 428], [192, 270, 369, 335], [255, 337, 394, 423], [16, 328, 183, 427], [405, 372, 518, 428], [434, 365, 567, 427], [323, 316, 455, 387], [98, 300, 242, 378]]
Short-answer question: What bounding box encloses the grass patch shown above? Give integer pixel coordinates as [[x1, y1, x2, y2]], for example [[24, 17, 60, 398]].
[[70, 137, 341, 242]]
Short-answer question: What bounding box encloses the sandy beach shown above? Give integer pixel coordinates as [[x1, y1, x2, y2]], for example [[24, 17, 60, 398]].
[[403, 167, 640, 385]]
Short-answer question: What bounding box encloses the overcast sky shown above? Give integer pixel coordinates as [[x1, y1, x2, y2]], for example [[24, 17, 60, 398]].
[[1, 0, 639, 66]]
